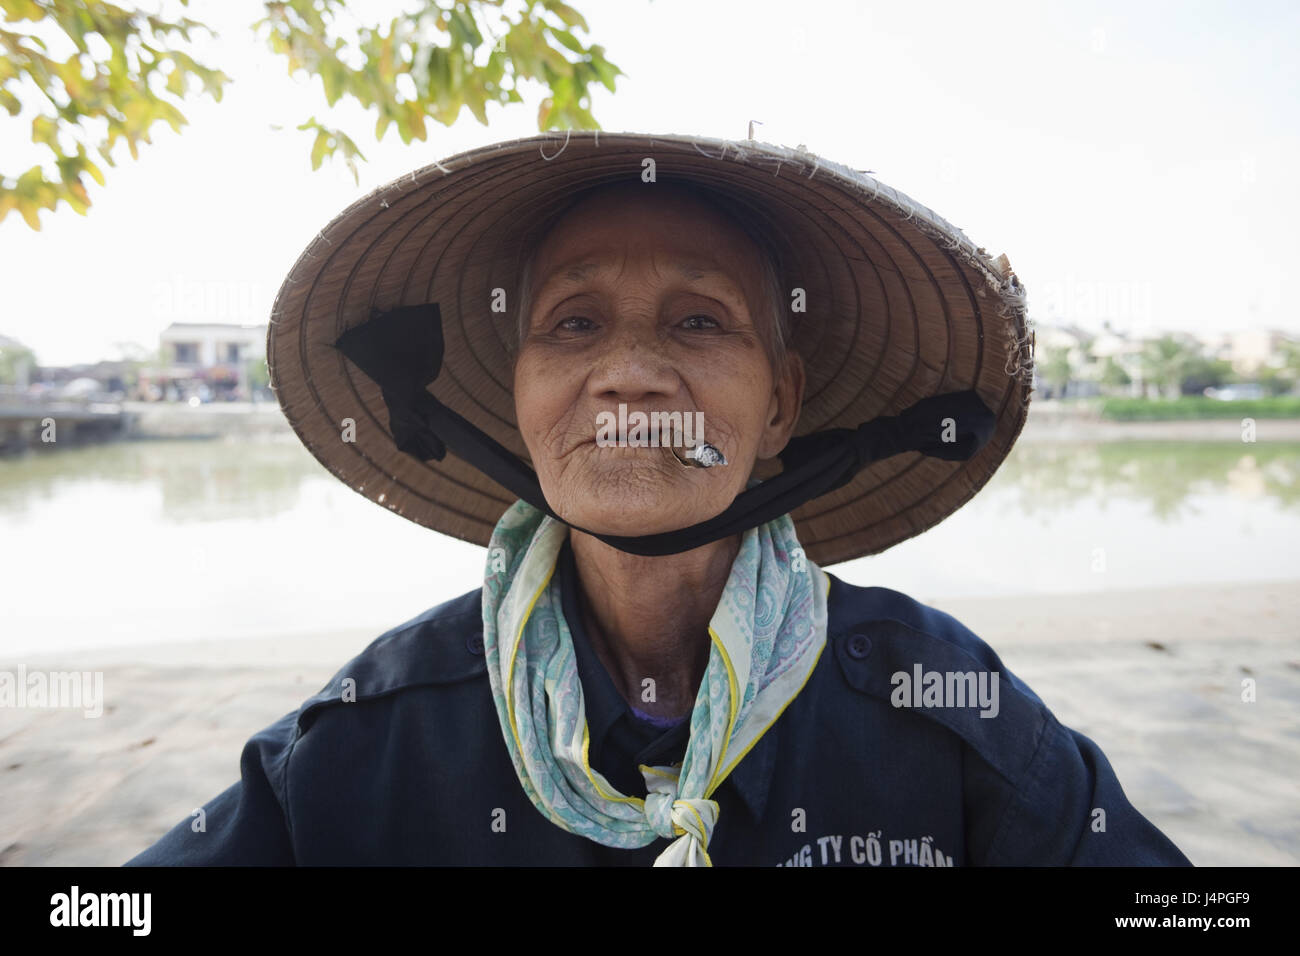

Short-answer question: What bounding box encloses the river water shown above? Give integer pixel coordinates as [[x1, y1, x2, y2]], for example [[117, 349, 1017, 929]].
[[2, 434, 1298, 655]]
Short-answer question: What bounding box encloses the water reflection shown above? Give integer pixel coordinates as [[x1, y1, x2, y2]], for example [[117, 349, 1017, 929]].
[[0, 437, 310, 522], [1, 435, 1297, 654], [3, 436, 1297, 525], [993, 442, 1300, 520]]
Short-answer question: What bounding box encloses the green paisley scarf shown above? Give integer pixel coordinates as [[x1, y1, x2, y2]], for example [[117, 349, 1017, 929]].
[[480, 497, 830, 866]]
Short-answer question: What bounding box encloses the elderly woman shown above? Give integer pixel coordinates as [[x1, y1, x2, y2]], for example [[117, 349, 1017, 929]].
[[126, 132, 1189, 867]]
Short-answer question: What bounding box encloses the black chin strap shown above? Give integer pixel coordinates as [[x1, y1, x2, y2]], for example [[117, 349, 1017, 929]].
[[331, 302, 997, 557]]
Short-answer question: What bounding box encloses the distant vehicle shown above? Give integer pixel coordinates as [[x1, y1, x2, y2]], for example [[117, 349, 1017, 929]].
[[52, 377, 103, 399], [1204, 384, 1266, 401]]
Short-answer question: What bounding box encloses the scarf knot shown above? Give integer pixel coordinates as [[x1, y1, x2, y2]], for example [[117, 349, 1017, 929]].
[[644, 788, 718, 844]]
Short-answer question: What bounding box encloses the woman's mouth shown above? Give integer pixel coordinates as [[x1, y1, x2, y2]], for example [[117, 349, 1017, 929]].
[[580, 436, 727, 468]]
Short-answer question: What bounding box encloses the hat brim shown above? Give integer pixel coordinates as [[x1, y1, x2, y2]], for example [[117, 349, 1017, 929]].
[[268, 131, 1035, 566]]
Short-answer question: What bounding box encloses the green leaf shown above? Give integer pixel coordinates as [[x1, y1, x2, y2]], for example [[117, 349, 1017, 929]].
[[3, 0, 46, 23], [407, 100, 428, 138], [1, 0, 618, 225], [433, 45, 452, 92], [165, 64, 186, 95], [463, 84, 488, 124], [65, 178, 90, 214], [483, 49, 505, 85], [538, 41, 570, 74], [545, 2, 589, 32], [15, 165, 45, 193], [321, 61, 341, 104], [552, 28, 585, 54], [310, 128, 328, 169], [155, 99, 187, 133], [81, 155, 105, 186], [19, 202, 41, 229], [449, 8, 483, 49], [30, 113, 59, 147], [590, 52, 621, 92]]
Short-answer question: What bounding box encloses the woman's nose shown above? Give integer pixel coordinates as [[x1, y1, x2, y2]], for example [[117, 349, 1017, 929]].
[[585, 320, 680, 402]]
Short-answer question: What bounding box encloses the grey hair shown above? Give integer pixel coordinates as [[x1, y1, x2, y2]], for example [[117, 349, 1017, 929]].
[[508, 181, 792, 374]]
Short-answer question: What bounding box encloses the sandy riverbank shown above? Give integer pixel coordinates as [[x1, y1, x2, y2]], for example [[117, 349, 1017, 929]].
[[1, 579, 1296, 866]]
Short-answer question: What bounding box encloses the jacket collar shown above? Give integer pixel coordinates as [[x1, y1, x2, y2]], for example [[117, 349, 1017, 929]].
[[556, 536, 777, 825]]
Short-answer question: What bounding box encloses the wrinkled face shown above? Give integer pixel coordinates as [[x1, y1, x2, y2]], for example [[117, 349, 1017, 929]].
[[511, 185, 804, 538]]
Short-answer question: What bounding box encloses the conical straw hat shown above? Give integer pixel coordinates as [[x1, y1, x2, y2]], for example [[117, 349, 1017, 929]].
[[268, 131, 1035, 566]]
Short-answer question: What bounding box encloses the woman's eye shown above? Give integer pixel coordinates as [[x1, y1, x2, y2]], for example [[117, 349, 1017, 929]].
[[555, 315, 596, 332], [680, 313, 720, 330]]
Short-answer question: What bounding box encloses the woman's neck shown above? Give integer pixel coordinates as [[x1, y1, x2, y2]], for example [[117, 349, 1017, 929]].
[[569, 529, 739, 721]]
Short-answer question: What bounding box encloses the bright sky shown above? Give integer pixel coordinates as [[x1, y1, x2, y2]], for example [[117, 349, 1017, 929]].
[[1, 0, 1296, 366]]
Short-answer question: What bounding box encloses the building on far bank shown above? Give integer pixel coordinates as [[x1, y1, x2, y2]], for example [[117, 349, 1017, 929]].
[[141, 322, 269, 401], [1029, 319, 1300, 400], [1194, 328, 1299, 376], [159, 322, 265, 368], [1029, 321, 1141, 399]]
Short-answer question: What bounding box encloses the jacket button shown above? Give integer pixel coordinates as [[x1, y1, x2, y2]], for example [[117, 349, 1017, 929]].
[[466, 632, 485, 655], [847, 633, 871, 659]]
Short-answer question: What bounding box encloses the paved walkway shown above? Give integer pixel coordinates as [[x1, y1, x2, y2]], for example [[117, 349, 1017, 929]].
[[2, 580, 1296, 866]]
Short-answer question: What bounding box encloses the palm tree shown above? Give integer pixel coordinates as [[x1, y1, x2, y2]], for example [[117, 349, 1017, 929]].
[[1040, 348, 1074, 399], [1099, 356, 1132, 391], [0, 343, 37, 388], [1277, 340, 1300, 394], [1139, 335, 1195, 399]]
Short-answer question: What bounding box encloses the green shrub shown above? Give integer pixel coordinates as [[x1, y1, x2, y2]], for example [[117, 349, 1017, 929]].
[[1099, 396, 1300, 421]]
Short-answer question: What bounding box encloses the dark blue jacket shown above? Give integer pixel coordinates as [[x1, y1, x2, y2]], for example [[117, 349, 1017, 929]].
[[124, 546, 1192, 867]]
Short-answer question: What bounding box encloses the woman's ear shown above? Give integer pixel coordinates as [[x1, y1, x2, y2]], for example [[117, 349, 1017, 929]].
[[757, 350, 805, 459]]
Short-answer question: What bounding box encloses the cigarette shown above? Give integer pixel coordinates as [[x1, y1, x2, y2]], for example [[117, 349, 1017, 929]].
[[681, 442, 727, 467]]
